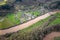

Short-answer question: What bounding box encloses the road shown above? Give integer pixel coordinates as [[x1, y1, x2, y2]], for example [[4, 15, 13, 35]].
[[0, 11, 59, 35], [43, 32, 60, 40]]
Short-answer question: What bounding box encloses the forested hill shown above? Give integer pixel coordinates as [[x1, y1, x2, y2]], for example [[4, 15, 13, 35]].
[[0, 0, 60, 16], [17, 0, 60, 5], [7, 0, 60, 10]]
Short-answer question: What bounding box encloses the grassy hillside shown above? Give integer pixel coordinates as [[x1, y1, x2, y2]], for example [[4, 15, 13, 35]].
[[49, 12, 60, 25], [0, 10, 41, 29], [0, 12, 21, 29]]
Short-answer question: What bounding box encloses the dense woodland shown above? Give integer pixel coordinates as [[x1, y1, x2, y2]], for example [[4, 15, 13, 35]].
[[0, 0, 60, 16]]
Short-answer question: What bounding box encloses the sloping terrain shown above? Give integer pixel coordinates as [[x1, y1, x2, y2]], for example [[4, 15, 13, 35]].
[[0, 12, 60, 40], [0, 11, 57, 35], [0, 0, 60, 29], [0, 0, 60, 40]]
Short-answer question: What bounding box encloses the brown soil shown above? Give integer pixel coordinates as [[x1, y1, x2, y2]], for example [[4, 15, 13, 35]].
[[43, 32, 60, 40]]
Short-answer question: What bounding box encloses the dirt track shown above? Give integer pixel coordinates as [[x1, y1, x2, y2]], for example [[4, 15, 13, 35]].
[[43, 32, 60, 40], [0, 11, 59, 35]]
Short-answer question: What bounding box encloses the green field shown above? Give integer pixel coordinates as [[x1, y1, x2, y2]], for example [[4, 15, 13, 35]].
[[0, 12, 21, 29], [0, 11, 41, 29], [49, 12, 60, 25]]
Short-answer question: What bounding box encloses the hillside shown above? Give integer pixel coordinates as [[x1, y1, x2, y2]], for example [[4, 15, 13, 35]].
[[0, 12, 60, 40], [0, 0, 60, 40]]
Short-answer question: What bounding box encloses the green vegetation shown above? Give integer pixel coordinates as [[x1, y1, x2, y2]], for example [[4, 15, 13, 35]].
[[54, 37, 60, 40], [0, 15, 20, 29], [0, 11, 41, 29], [0, 11, 60, 30], [21, 16, 50, 32], [0, 12, 21, 29], [0, 12, 60, 40], [7, 14, 20, 24], [30, 11, 41, 17], [49, 12, 60, 26], [0, 18, 14, 29], [32, 11, 40, 17], [20, 12, 60, 32]]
